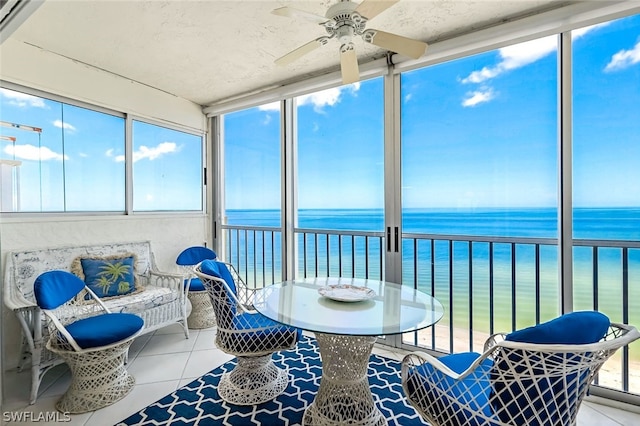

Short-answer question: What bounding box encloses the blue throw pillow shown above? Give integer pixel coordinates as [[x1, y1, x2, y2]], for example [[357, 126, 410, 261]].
[[73, 254, 139, 299]]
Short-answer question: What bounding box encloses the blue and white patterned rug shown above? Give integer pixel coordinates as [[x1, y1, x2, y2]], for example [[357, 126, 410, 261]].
[[117, 336, 429, 425]]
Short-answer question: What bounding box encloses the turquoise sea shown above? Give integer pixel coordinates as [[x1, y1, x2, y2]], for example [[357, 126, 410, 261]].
[[225, 207, 640, 356]]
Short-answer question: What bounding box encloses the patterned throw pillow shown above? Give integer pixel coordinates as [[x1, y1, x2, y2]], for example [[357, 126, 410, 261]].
[[72, 253, 140, 299]]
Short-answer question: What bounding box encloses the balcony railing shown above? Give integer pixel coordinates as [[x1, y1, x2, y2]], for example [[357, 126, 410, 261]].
[[220, 224, 640, 400]]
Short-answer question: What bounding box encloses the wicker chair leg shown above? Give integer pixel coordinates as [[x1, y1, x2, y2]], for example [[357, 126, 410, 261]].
[[52, 340, 135, 413], [218, 354, 288, 405], [187, 291, 216, 329]]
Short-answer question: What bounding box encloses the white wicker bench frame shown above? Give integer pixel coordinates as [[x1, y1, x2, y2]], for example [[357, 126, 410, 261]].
[[3, 241, 190, 405]]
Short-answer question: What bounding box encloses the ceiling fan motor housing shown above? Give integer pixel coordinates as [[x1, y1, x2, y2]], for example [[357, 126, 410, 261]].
[[324, 0, 368, 43]]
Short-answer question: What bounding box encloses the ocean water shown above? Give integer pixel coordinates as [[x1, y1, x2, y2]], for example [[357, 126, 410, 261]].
[[224, 207, 639, 356]]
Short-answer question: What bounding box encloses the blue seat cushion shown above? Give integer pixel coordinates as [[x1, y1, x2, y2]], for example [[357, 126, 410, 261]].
[[185, 277, 206, 292], [229, 312, 302, 352], [406, 352, 496, 426], [61, 313, 144, 349]]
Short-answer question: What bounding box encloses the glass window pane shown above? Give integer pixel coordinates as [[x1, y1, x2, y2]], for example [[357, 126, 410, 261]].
[[62, 104, 125, 211], [296, 79, 384, 230], [223, 105, 282, 226], [400, 37, 559, 352], [572, 14, 640, 393], [132, 120, 203, 211], [295, 79, 385, 279], [0, 87, 125, 212], [222, 104, 282, 286]]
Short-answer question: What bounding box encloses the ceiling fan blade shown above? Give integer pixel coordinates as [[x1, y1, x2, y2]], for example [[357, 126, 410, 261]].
[[355, 0, 400, 20], [340, 44, 360, 85], [272, 6, 328, 24], [275, 39, 325, 66], [364, 29, 428, 59]]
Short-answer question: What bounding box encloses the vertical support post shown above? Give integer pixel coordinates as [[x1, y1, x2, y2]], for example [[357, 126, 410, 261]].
[[384, 65, 402, 285], [282, 99, 298, 281], [558, 32, 574, 314]]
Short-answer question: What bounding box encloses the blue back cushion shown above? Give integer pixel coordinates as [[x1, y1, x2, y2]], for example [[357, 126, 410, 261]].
[[80, 256, 136, 299], [64, 313, 144, 349], [505, 311, 610, 345], [34, 270, 86, 310], [199, 260, 237, 328], [176, 246, 217, 266], [186, 277, 206, 292], [492, 311, 610, 425]]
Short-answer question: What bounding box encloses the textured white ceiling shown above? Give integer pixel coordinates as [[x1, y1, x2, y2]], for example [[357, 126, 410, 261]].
[[8, 0, 568, 106]]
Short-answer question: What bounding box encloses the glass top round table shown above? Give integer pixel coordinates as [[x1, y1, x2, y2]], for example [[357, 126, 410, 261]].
[[253, 277, 444, 336], [253, 277, 444, 426]]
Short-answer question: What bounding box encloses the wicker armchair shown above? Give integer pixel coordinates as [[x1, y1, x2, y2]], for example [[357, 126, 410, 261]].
[[33, 270, 144, 413], [195, 259, 301, 405], [402, 311, 640, 426], [176, 246, 218, 329]]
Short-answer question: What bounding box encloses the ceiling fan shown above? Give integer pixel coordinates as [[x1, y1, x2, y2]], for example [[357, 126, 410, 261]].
[[272, 0, 428, 84]]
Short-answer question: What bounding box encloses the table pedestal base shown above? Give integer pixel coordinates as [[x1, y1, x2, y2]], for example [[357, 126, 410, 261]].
[[303, 333, 386, 426]]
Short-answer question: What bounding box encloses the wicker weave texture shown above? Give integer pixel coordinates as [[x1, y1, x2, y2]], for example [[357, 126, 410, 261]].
[[402, 323, 640, 426], [195, 262, 299, 405], [303, 333, 386, 426], [187, 290, 216, 329], [46, 339, 135, 413]]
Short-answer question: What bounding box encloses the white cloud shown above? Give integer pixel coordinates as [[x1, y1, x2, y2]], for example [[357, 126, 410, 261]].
[[461, 23, 609, 85], [461, 36, 557, 84], [298, 82, 360, 113], [53, 120, 76, 132], [462, 88, 496, 107], [604, 40, 640, 72], [113, 141, 179, 163], [258, 102, 280, 111], [3, 144, 66, 161], [0, 88, 46, 108], [404, 93, 413, 102]]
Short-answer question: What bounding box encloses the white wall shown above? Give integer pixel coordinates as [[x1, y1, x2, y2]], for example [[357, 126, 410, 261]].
[[0, 37, 211, 404]]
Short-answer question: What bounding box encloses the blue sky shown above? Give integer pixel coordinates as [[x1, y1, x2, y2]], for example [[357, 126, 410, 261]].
[[225, 13, 639, 210]]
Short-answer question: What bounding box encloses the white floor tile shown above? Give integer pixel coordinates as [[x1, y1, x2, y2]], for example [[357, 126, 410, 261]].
[[84, 379, 181, 426], [192, 329, 218, 351], [577, 402, 622, 425], [127, 352, 191, 384], [182, 348, 234, 380], [588, 401, 640, 425], [136, 331, 197, 356], [154, 323, 191, 335]]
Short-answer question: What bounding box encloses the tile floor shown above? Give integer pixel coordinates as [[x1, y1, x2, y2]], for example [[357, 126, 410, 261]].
[[2, 324, 639, 426]]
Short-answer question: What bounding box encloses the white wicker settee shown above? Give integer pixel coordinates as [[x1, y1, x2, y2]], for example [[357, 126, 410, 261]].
[[3, 241, 191, 405]]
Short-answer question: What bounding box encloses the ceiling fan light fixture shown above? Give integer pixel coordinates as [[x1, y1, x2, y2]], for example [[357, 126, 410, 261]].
[[273, 0, 427, 83]]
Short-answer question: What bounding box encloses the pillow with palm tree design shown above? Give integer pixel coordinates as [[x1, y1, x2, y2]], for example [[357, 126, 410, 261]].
[[72, 253, 142, 299]]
